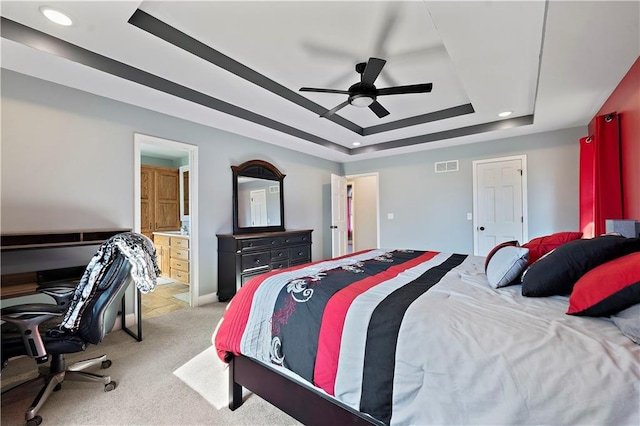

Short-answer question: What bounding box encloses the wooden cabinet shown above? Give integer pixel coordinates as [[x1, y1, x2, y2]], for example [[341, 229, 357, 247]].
[[169, 235, 190, 284], [153, 234, 171, 278], [141, 165, 180, 239], [216, 230, 312, 302], [153, 233, 190, 284]]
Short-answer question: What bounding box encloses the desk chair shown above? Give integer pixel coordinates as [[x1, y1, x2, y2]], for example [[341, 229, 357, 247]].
[[1, 253, 134, 426]]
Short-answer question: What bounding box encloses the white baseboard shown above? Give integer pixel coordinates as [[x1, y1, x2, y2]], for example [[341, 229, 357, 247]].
[[196, 292, 218, 306]]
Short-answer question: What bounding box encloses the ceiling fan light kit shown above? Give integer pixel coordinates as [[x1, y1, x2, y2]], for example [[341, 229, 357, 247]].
[[300, 57, 433, 119]]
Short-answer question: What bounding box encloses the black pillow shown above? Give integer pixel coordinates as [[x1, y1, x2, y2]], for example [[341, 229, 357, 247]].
[[521, 235, 640, 297]]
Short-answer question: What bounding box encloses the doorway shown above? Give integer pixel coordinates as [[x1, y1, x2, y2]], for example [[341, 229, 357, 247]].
[[472, 155, 528, 256], [134, 133, 199, 319], [331, 173, 379, 258]]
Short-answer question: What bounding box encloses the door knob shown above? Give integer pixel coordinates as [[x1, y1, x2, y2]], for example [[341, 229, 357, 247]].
[[330, 226, 337, 229], [478, 226, 485, 231]]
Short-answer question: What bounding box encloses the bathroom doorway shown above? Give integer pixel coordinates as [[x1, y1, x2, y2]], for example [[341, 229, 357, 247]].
[[133, 133, 199, 319]]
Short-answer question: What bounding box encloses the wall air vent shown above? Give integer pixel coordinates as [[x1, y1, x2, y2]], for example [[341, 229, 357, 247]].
[[269, 185, 280, 193], [434, 160, 459, 173]]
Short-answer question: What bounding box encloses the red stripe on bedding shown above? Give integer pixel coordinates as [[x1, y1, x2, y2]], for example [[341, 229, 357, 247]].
[[214, 250, 379, 362], [313, 251, 439, 395]]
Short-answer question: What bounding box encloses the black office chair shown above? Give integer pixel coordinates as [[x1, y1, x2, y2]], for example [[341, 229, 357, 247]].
[[1, 253, 134, 426]]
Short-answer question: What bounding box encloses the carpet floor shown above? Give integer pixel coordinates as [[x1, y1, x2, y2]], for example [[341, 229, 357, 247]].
[[1, 303, 300, 425]]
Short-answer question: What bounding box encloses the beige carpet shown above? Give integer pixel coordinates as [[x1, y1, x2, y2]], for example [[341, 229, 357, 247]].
[[173, 346, 251, 410], [1, 304, 300, 425]]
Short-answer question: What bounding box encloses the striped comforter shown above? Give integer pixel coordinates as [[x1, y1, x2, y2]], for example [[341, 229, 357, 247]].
[[214, 249, 640, 425]]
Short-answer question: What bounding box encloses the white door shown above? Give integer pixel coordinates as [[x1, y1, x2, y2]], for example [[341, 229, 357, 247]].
[[331, 174, 348, 258], [473, 156, 528, 256], [250, 189, 267, 226]]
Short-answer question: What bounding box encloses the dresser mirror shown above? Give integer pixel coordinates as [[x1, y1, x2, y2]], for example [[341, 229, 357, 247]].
[[232, 159, 285, 234]]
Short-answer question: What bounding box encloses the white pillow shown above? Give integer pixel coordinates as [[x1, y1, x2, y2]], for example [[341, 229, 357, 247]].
[[611, 304, 640, 345], [486, 246, 529, 288]]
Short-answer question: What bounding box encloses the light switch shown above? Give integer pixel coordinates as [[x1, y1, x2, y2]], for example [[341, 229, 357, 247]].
[[467, 213, 473, 220], [387, 213, 394, 220]]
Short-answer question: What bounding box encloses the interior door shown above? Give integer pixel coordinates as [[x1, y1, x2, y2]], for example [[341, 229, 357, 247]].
[[473, 156, 527, 256], [250, 189, 268, 226], [331, 174, 348, 258]]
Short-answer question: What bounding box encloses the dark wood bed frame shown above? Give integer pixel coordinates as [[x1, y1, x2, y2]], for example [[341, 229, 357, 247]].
[[228, 355, 384, 425]]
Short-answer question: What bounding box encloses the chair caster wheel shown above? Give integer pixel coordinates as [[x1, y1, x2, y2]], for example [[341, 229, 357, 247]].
[[104, 381, 117, 392], [54, 383, 62, 392], [26, 415, 42, 426], [101, 360, 112, 369]]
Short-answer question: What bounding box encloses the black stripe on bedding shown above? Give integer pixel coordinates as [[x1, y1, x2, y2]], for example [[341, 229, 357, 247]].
[[359, 253, 467, 425], [272, 250, 425, 383]]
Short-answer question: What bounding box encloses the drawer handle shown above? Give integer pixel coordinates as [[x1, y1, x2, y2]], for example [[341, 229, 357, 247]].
[[277, 252, 283, 257], [285, 238, 290, 243], [271, 240, 277, 245], [298, 251, 304, 256], [255, 259, 261, 264]]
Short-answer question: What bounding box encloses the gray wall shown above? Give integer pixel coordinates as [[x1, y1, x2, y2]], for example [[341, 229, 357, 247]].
[[343, 127, 585, 254], [1, 70, 340, 299]]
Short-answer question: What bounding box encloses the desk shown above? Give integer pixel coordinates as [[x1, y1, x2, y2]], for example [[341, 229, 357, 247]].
[[1, 228, 142, 341]]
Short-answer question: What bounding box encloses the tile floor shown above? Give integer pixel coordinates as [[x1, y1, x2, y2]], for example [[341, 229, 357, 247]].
[[142, 281, 190, 319]]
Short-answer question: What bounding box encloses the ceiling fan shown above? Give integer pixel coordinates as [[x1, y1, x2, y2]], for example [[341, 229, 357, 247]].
[[300, 57, 433, 119]]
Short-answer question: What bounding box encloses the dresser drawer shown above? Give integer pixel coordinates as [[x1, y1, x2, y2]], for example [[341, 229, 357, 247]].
[[171, 248, 190, 260], [271, 248, 288, 260], [170, 258, 189, 273], [240, 237, 280, 251], [170, 269, 189, 284], [171, 237, 189, 249], [290, 245, 311, 261], [271, 260, 290, 270], [282, 233, 311, 245], [242, 252, 271, 271]]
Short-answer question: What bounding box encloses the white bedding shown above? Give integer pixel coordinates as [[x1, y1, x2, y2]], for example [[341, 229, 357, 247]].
[[385, 255, 640, 425]]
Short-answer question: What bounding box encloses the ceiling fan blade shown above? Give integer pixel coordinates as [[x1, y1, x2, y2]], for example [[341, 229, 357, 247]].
[[301, 41, 357, 61], [300, 87, 350, 95], [369, 101, 390, 118], [361, 58, 386, 86], [377, 83, 433, 96], [373, 2, 402, 57], [320, 100, 350, 118]]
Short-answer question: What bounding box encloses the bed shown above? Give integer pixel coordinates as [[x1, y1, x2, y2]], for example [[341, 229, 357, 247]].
[[213, 240, 640, 425]]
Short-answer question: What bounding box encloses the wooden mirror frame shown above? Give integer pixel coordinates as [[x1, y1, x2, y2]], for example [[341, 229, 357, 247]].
[[232, 159, 286, 234]]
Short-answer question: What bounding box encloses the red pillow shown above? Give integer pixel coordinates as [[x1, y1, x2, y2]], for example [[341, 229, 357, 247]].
[[522, 232, 583, 265], [484, 240, 518, 272], [567, 252, 640, 316]]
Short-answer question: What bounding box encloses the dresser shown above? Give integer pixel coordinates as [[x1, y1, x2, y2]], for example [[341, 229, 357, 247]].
[[216, 229, 312, 302]]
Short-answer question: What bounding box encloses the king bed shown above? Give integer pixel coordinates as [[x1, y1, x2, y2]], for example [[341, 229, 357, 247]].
[[213, 237, 640, 425]]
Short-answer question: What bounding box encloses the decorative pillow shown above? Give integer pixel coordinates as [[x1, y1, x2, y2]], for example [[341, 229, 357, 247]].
[[486, 246, 529, 288], [521, 235, 640, 297], [567, 252, 640, 316], [611, 304, 640, 344], [484, 240, 519, 272], [521, 231, 583, 265]]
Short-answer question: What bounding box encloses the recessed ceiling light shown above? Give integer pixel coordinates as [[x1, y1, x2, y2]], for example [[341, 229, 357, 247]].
[[39, 7, 73, 26], [498, 111, 513, 118], [352, 142, 361, 146]]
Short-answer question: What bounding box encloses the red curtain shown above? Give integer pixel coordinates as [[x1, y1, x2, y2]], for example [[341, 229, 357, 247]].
[[579, 113, 622, 238]]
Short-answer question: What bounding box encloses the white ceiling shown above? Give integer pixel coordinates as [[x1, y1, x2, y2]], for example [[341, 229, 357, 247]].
[[1, 1, 638, 162]]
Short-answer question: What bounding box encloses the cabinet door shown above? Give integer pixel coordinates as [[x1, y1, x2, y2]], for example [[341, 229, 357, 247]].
[[156, 245, 171, 277], [140, 166, 154, 236], [155, 169, 180, 231]]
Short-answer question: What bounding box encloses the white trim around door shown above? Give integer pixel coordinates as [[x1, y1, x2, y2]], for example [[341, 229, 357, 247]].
[[133, 133, 200, 307], [472, 155, 528, 256]]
